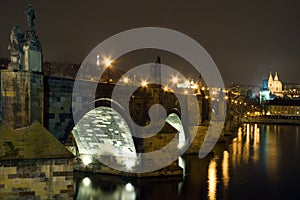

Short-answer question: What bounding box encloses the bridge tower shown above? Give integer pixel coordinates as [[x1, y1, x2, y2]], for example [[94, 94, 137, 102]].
[[0, 5, 43, 128]]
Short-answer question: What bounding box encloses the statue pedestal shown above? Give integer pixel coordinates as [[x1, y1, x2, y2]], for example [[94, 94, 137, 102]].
[[8, 49, 21, 71], [23, 45, 42, 72]]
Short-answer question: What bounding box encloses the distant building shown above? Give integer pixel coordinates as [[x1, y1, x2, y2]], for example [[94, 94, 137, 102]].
[[268, 72, 283, 97], [259, 78, 272, 103], [259, 71, 284, 103], [283, 83, 300, 98], [265, 99, 300, 118]]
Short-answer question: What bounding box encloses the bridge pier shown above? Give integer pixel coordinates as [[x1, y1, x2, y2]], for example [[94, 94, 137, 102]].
[[0, 71, 43, 128]]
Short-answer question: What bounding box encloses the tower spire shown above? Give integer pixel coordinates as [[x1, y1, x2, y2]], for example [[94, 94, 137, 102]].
[[274, 72, 279, 81], [268, 71, 273, 81]]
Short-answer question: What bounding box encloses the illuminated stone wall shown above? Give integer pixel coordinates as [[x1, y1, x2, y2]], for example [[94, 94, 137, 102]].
[[44, 76, 74, 140], [0, 159, 73, 199], [43, 76, 193, 141], [72, 106, 136, 159], [0, 72, 2, 119], [0, 71, 43, 128]]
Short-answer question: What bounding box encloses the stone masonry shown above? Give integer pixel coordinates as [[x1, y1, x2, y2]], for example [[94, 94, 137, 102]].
[[0, 71, 43, 128]]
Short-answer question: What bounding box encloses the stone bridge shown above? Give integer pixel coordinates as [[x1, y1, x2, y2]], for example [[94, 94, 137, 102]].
[[0, 5, 223, 176], [0, 71, 216, 175], [44, 76, 206, 142]]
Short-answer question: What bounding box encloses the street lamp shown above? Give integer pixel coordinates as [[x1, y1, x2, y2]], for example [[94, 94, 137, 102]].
[[163, 85, 169, 92], [104, 58, 112, 67], [122, 76, 130, 84], [141, 79, 148, 87], [171, 76, 179, 85], [103, 57, 113, 83]]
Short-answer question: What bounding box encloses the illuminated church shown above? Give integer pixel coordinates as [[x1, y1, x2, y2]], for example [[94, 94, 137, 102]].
[[268, 72, 283, 97], [259, 71, 283, 103]]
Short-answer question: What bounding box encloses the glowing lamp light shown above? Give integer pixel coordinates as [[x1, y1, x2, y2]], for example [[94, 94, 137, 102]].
[[82, 155, 92, 166], [96, 55, 100, 66], [123, 158, 136, 170], [103, 57, 113, 67], [82, 177, 91, 187], [171, 76, 179, 84], [163, 85, 169, 92], [191, 84, 198, 89], [125, 183, 135, 192], [141, 80, 148, 87], [122, 76, 130, 84]]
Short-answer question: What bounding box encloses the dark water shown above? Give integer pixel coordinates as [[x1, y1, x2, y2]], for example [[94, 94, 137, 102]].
[[74, 124, 300, 200]]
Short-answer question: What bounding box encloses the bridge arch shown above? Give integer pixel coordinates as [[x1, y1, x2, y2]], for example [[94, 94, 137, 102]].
[[68, 98, 139, 169], [64, 98, 134, 141], [64, 96, 190, 172], [165, 111, 186, 149]]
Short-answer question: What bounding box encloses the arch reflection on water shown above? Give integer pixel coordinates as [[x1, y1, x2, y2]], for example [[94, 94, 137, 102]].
[[76, 175, 136, 200]]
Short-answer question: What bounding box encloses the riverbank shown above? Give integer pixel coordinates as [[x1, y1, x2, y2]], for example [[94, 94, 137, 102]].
[[241, 116, 300, 125]]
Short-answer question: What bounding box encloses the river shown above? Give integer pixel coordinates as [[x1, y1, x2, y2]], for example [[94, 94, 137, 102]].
[[74, 124, 300, 200]]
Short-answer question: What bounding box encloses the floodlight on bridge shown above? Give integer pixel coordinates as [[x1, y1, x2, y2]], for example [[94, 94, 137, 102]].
[[103, 57, 113, 67], [171, 76, 179, 84], [122, 76, 130, 84], [140, 80, 148, 87]]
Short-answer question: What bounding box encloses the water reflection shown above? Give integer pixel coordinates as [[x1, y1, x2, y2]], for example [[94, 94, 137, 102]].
[[73, 124, 300, 199], [75, 174, 136, 200], [222, 151, 229, 190], [208, 159, 217, 200], [231, 123, 261, 168], [2, 124, 300, 199]]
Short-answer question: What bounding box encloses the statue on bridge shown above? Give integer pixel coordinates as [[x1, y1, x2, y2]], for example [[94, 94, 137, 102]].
[[8, 24, 24, 52], [7, 4, 42, 71], [24, 4, 41, 52], [8, 24, 24, 70], [25, 4, 36, 32]]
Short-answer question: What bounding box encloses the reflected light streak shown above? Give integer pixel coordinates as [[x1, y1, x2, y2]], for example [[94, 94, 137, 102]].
[[246, 124, 250, 135], [121, 183, 136, 200], [208, 160, 217, 200], [125, 183, 134, 192], [254, 124, 260, 147], [232, 124, 261, 170], [82, 177, 91, 187], [222, 151, 230, 190], [178, 156, 186, 176]]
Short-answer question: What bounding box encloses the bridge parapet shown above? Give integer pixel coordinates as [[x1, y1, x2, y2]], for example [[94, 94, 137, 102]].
[[44, 76, 208, 141]]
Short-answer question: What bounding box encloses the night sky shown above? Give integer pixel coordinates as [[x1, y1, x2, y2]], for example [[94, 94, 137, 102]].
[[1, 0, 300, 85]]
